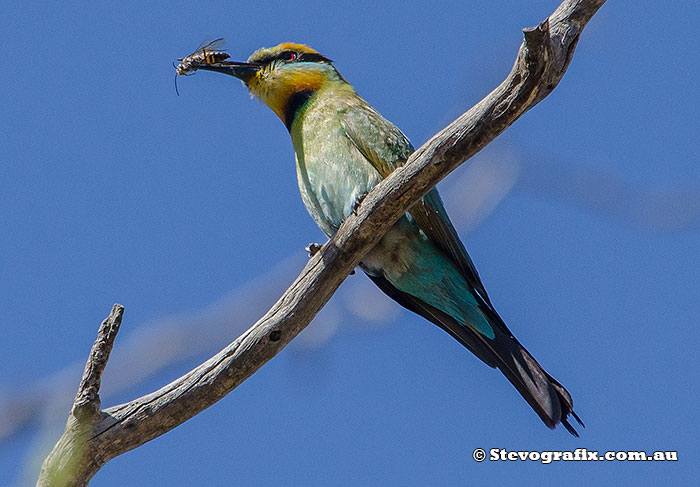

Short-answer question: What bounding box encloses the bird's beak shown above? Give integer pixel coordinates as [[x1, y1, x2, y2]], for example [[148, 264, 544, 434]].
[[197, 61, 261, 83]]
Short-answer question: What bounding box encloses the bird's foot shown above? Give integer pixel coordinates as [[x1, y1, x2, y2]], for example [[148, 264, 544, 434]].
[[305, 243, 323, 258], [351, 192, 369, 215], [305, 242, 355, 274]]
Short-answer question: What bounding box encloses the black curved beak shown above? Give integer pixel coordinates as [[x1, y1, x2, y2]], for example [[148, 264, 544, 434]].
[[197, 61, 261, 83]]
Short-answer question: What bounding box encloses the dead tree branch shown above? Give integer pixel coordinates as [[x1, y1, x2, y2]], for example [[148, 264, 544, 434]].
[[38, 304, 124, 486], [37, 1, 606, 485]]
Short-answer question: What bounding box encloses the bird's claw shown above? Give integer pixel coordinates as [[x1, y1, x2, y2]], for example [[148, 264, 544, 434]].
[[306, 243, 323, 258], [351, 192, 369, 215], [305, 242, 355, 274]]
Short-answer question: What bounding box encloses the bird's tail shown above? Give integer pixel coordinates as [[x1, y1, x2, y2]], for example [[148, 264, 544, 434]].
[[438, 302, 583, 435], [365, 272, 582, 435]]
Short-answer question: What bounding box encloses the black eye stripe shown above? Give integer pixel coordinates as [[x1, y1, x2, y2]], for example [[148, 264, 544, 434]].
[[297, 52, 332, 63], [276, 50, 296, 61], [255, 51, 333, 65]]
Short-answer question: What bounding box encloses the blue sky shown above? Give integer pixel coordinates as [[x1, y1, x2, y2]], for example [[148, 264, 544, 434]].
[[1, 1, 698, 485]]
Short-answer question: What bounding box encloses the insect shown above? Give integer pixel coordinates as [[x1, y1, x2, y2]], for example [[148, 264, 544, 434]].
[[174, 37, 230, 95]]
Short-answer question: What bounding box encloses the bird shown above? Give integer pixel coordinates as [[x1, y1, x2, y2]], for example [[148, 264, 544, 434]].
[[193, 42, 582, 435]]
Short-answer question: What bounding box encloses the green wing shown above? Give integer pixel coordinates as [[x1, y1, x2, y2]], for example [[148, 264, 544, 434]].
[[342, 102, 583, 434], [341, 103, 493, 306]]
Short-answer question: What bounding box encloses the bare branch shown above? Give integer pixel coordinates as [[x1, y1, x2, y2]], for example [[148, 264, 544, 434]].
[[37, 1, 606, 485], [38, 305, 124, 486], [73, 304, 124, 418]]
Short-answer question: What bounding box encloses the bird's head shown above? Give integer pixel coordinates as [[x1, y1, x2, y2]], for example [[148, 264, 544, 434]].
[[198, 43, 344, 126]]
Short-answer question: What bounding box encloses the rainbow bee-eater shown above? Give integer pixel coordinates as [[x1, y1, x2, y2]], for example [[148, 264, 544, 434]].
[[194, 42, 582, 435]]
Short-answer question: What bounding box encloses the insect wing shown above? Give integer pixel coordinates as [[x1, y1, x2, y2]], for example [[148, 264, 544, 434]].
[[196, 37, 227, 53]]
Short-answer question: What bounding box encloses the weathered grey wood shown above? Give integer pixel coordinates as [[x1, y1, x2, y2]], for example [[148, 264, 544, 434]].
[[38, 304, 124, 486], [37, 1, 606, 485]]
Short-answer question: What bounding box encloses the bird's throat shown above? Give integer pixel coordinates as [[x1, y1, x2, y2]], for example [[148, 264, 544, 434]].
[[283, 90, 315, 130], [248, 67, 329, 127]]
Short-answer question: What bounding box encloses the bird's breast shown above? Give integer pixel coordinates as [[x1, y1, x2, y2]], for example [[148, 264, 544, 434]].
[[291, 100, 382, 237]]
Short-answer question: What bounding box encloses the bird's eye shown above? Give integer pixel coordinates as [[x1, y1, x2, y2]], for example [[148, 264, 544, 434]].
[[282, 51, 297, 61]]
